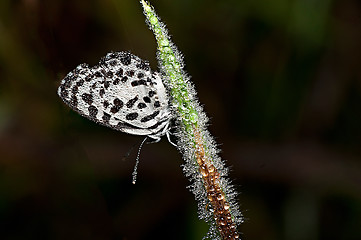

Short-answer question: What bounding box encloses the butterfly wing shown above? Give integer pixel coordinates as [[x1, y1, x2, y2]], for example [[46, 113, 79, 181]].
[[58, 52, 171, 139]]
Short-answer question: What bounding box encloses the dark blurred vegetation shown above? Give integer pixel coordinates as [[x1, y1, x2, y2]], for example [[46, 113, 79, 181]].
[[0, 0, 360, 239]]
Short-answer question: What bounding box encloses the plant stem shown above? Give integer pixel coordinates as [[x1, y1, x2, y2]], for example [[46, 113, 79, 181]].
[[140, 1, 243, 239]]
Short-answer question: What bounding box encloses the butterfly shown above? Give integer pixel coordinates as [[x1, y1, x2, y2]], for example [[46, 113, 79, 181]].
[[58, 51, 172, 142]]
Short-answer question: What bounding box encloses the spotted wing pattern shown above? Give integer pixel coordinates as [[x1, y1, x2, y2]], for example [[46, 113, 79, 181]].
[[58, 51, 171, 140]]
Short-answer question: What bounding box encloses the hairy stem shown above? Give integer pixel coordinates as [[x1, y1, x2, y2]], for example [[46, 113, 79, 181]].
[[140, 1, 243, 239]]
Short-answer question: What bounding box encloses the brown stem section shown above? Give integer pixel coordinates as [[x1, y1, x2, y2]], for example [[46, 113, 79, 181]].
[[194, 128, 239, 240]]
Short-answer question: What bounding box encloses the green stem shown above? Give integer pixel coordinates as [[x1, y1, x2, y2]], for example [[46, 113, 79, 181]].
[[141, 1, 243, 239]]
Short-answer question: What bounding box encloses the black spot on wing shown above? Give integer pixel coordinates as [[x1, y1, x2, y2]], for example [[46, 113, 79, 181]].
[[137, 72, 144, 78], [126, 112, 138, 121], [71, 85, 78, 95], [99, 57, 107, 66], [110, 98, 123, 113], [113, 78, 120, 85], [105, 71, 113, 78], [76, 79, 84, 87], [121, 76, 128, 83], [154, 101, 161, 108], [115, 68, 123, 77], [102, 112, 111, 122], [126, 70, 135, 77], [147, 120, 164, 130], [99, 89, 105, 97], [120, 54, 132, 65], [131, 80, 147, 87], [114, 98, 123, 108], [70, 95, 78, 108], [136, 60, 149, 71], [143, 96, 151, 103], [104, 81, 110, 89], [126, 96, 138, 108], [81, 93, 93, 105], [109, 59, 118, 66], [103, 101, 109, 109], [137, 102, 146, 109], [88, 105, 98, 119], [94, 71, 102, 78], [110, 106, 119, 113], [148, 90, 156, 97], [74, 64, 87, 74], [141, 111, 159, 123], [63, 76, 72, 88], [59, 86, 68, 99], [85, 75, 92, 82]]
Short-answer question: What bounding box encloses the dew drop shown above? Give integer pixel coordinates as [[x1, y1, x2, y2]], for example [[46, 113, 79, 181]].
[[189, 111, 198, 123], [219, 217, 226, 226], [150, 16, 157, 25], [160, 39, 169, 47], [200, 165, 208, 177]]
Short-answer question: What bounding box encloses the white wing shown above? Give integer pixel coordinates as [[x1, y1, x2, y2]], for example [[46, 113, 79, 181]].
[[58, 52, 171, 139]]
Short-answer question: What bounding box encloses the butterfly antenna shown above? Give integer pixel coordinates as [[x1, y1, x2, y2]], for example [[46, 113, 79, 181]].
[[132, 137, 148, 184]]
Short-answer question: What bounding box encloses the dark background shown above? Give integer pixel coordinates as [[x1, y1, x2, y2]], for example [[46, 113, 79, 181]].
[[1, 0, 361, 239]]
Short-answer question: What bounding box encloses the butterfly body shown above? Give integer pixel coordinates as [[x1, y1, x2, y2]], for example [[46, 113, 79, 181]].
[[58, 51, 171, 141]]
